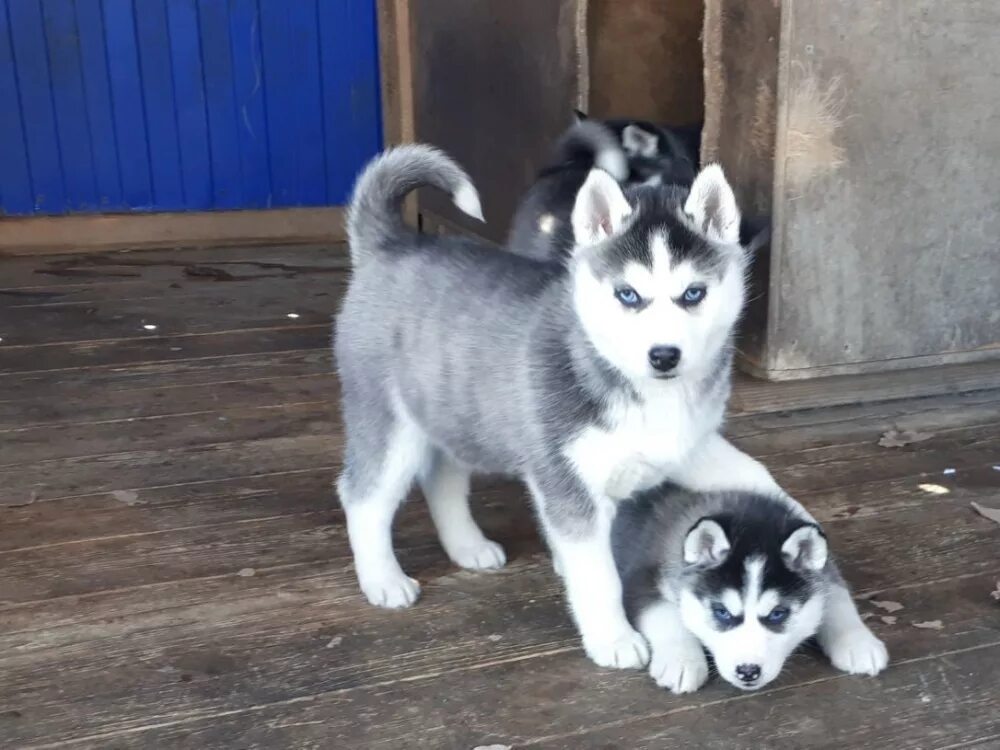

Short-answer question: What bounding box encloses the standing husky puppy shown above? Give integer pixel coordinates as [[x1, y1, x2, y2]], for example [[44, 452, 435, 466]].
[[573, 110, 701, 189], [614, 486, 888, 693], [508, 115, 701, 264], [507, 120, 630, 262], [335, 144, 784, 668]]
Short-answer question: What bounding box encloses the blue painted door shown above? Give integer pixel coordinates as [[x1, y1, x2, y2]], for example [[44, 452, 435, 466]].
[[0, 0, 381, 216]]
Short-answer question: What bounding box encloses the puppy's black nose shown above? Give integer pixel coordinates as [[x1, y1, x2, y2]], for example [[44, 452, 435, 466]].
[[648, 345, 681, 373], [736, 664, 761, 683]]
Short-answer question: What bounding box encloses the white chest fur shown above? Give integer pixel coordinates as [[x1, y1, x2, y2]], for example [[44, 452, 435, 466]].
[[565, 384, 723, 501]]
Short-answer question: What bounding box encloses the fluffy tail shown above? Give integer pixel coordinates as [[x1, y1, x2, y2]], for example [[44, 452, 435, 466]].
[[550, 121, 628, 182], [346, 144, 484, 263]]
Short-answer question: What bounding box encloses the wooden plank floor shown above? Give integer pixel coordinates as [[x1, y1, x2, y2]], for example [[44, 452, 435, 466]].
[[1, 245, 999, 750]]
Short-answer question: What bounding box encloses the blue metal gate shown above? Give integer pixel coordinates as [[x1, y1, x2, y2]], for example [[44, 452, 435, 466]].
[[0, 0, 381, 216]]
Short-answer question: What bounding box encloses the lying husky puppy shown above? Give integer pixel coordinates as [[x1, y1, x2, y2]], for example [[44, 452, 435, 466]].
[[614, 486, 888, 693], [336, 144, 785, 668]]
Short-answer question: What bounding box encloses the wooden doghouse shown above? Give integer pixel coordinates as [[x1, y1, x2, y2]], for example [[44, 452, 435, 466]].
[[378, 0, 1000, 382]]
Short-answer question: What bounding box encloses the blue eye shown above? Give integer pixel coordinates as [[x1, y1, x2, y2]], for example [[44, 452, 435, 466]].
[[765, 606, 790, 625], [614, 286, 642, 308], [681, 285, 707, 307], [711, 603, 735, 625]]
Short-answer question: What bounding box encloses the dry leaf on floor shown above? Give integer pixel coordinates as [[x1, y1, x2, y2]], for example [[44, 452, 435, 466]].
[[878, 429, 934, 448], [871, 599, 904, 613], [880, 615, 898, 625], [912, 620, 944, 630], [326, 636, 343, 649], [971, 502, 1000, 525]]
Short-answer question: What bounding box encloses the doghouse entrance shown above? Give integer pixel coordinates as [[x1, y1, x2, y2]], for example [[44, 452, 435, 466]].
[[379, 0, 1000, 383]]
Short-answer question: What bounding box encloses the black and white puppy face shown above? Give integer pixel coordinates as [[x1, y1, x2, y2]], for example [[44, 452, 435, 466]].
[[678, 518, 829, 691], [568, 166, 747, 384], [574, 110, 699, 189]]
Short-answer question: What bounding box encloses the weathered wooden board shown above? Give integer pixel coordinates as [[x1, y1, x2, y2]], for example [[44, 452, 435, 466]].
[[2, 248, 999, 749]]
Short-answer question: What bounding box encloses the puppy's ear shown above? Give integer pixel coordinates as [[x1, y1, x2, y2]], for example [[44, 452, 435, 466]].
[[573, 108, 589, 123], [685, 164, 741, 244], [683, 518, 731, 568], [782, 524, 828, 572], [570, 168, 632, 248], [622, 124, 660, 158]]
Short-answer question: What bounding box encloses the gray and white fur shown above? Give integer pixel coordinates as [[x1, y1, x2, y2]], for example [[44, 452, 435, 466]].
[[614, 485, 889, 693], [507, 120, 630, 262], [335, 143, 786, 669]]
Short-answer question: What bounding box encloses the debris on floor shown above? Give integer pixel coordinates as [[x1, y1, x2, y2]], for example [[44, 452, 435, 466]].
[[326, 636, 344, 649], [942, 468, 957, 475], [110, 489, 144, 506], [912, 620, 944, 630], [236, 568, 256, 577], [871, 600, 904, 613], [918, 483, 949, 495], [991, 582, 1000, 602], [878, 429, 934, 448], [970, 502, 1000, 526], [880, 615, 898, 625], [142, 324, 158, 331], [473, 745, 512, 750]]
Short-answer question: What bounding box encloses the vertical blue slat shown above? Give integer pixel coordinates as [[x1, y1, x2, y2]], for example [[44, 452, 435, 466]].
[[42, 0, 99, 211], [74, 0, 122, 211], [0, 0, 35, 214], [7, 0, 66, 213], [287, 0, 326, 205], [134, 0, 184, 209], [166, 0, 212, 210], [228, 0, 270, 208], [319, 0, 382, 205], [197, 0, 242, 210], [1, 0, 379, 216], [103, 0, 152, 207], [258, 1, 294, 206]]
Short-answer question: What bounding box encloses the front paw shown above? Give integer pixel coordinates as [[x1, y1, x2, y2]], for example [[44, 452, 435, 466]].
[[583, 628, 651, 670], [825, 625, 889, 676], [649, 641, 710, 693]]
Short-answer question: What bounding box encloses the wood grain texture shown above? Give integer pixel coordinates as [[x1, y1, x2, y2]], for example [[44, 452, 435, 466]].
[[0, 246, 998, 749]]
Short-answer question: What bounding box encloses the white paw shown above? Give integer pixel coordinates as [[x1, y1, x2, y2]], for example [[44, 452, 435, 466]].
[[583, 628, 651, 670], [826, 626, 889, 676], [449, 539, 507, 570], [360, 573, 421, 609], [649, 641, 710, 693]]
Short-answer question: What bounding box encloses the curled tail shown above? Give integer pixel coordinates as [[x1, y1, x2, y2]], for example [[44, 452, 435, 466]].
[[550, 121, 628, 181], [346, 144, 484, 264]]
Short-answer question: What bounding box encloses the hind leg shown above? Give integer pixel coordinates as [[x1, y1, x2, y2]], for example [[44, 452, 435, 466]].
[[338, 413, 430, 609], [420, 454, 506, 570]]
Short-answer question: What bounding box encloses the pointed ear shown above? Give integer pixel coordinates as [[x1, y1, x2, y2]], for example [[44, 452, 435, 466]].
[[683, 518, 731, 567], [622, 124, 660, 157], [571, 169, 633, 248], [684, 164, 741, 244], [573, 108, 589, 123], [782, 524, 828, 572]]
